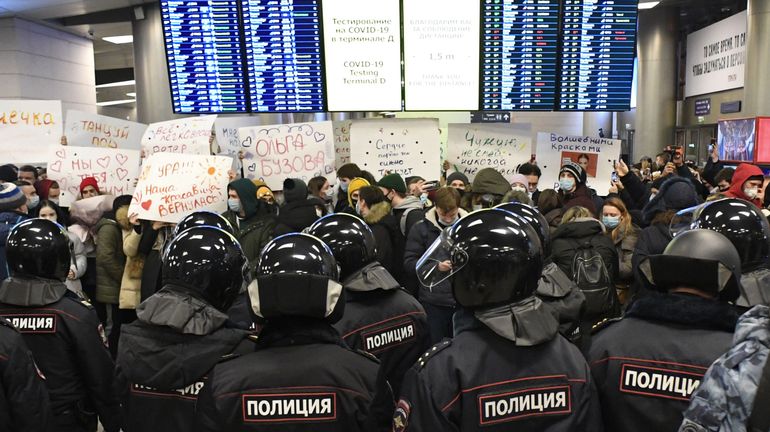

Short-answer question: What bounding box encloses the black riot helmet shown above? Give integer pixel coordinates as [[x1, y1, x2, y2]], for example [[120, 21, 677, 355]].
[[417, 208, 543, 308], [495, 201, 551, 257], [252, 233, 344, 322], [306, 213, 377, 279], [5, 218, 71, 282], [691, 198, 770, 273], [162, 226, 247, 311], [640, 229, 742, 301], [174, 211, 235, 237]]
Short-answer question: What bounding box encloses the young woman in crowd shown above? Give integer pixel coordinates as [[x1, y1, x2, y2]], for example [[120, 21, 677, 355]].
[[33, 199, 87, 298], [602, 197, 640, 305]]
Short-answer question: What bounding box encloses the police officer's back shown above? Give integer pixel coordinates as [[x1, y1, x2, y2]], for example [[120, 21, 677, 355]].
[[116, 225, 253, 432], [0, 316, 51, 431], [307, 213, 429, 397], [589, 229, 744, 432], [398, 209, 601, 431], [195, 233, 386, 431], [0, 218, 121, 432]]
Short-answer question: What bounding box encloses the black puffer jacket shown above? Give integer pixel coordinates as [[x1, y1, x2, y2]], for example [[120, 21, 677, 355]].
[[273, 197, 326, 236], [549, 218, 619, 283], [363, 202, 401, 277]]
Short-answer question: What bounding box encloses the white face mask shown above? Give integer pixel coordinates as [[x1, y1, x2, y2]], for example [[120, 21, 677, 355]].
[[511, 186, 527, 194], [744, 187, 759, 199], [472, 204, 482, 212]]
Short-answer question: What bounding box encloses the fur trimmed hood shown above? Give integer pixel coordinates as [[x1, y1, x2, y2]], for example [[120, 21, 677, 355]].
[[363, 201, 392, 225]]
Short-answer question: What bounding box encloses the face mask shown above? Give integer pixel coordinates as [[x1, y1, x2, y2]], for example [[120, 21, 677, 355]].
[[439, 214, 459, 228], [744, 187, 759, 200], [512, 186, 527, 193], [602, 216, 620, 229], [49, 197, 60, 205], [228, 198, 241, 213], [340, 181, 349, 192], [326, 187, 336, 199], [559, 178, 575, 192], [355, 201, 362, 215], [27, 196, 39, 209], [472, 204, 483, 212], [420, 193, 429, 205]]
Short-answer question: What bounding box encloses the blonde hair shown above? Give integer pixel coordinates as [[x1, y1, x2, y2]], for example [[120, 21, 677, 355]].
[[603, 197, 633, 242], [561, 206, 593, 224]]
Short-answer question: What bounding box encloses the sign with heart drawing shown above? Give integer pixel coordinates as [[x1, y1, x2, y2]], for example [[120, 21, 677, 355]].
[[47, 145, 141, 207], [128, 152, 233, 223]]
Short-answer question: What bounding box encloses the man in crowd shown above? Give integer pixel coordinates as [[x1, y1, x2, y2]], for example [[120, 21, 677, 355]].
[[0, 183, 28, 280]]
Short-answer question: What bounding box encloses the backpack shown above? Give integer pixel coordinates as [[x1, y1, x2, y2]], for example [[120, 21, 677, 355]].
[[571, 241, 620, 323], [399, 207, 424, 237]]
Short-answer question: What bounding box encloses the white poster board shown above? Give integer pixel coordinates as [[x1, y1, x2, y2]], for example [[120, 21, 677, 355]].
[[536, 132, 621, 196], [447, 123, 532, 182], [214, 116, 262, 158], [140, 115, 217, 156], [349, 118, 441, 180], [333, 120, 352, 168], [47, 146, 141, 207], [128, 153, 232, 223], [685, 10, 747, 98], [64, 110, 147, 150], [239, 121, 337, 191], [0, 99, 62, 164]]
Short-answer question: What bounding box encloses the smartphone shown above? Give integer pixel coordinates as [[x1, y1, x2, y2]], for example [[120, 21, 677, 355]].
[[709, 144, 714, 153], [424, 181, 440, 192], [611, 171, 619, 183]]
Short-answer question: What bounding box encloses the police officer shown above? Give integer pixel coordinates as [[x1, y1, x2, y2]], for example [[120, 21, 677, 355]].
[[398, 209, 601, 431], [0, 316, 51, 431], [589, 229, 744, 432], [116, 226, 253, 432], [307, 213, 430, 397], [0, 218, 121, 431], [195, 233, 388, 431], [689, 198, 770, 306]]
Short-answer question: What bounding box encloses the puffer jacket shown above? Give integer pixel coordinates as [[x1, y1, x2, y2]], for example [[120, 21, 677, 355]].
[[363, 201, 400, 277], [610, 224, 640, 287], [65, 229, 87, 298], [549, 218, 619, 283], [561, 184, 597, 215], [0, 211, 28, 280], [120, 228, 143, 310], [95, 217, 125, 304]]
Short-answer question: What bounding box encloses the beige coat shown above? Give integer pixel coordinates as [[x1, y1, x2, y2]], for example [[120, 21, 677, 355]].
[[119, 224, 144, 310]]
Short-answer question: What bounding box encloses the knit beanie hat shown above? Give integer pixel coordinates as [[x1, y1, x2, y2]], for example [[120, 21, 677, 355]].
[[559, 162, 587, 185], [377, 173, 407, 194], [0, 183, 27, 211], [446, 171, 469, 186], [0, 164, 18, 183], [283, 178, 308, 203], [347, 177, 370, 207], [510, 174, 529, 188], [79, 177, 100, 194], [337, 163, 362, 180], [472, 168, 512, 196]]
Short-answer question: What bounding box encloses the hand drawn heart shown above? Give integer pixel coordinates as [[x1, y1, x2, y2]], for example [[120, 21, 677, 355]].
[[116, 154, 128, 166], [313, 132, 326, 142], [247, 163, 256, 172], [55, 149, 66, 159], [241, 136, 252, 148], [116, 168, 128, 180], [49, 160, 62, 172], [96, 156, 110, 169], [141, 199, 152, 211]]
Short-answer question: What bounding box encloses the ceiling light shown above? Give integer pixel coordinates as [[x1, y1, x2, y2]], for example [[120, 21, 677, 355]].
[[638, 1, 660, 9], [126, 92, 136, 97], [95, 80, 135, 88], [103, 35, 133, 44], [96, 99, 136, 106]]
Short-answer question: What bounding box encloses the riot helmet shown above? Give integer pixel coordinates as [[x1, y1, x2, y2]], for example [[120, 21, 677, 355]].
[[162, 226, 247, 311], [495, 201, 551, 256], [174, 211, 235, 237], [417, 208, 543, 308], [251, 233, 344, 322], [306, 213, 377, 279], [5, 218, 71, 282]]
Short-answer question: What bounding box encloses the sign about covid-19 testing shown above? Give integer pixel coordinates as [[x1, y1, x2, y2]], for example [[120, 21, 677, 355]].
[[536, 132, 621, 196]]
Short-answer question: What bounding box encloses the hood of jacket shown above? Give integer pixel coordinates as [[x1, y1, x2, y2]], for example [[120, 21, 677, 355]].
[[94, 216, 118, 232], [136, 287, 231, 335], [278, 197, 324, 231], [363, 201, 393, 225], [0, 211, 28, 241], [424, 207, 469, 230], [472, 168, 512, 197], [392, 195, 423, 211], [454, 296, 560, 346], [228, 178, 261, 219], [342, 262, 400, 292], [642, 176, 702, 225], [732, 305, 770, 350], [0, 276, 68, 306], [725, 163, 765, 206], [625, 292, 743, 333], [552, 217, 604, 240]]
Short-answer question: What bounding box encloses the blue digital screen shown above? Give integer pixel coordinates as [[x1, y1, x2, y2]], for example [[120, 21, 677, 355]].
[[558, 0, 638, 111], [160, 0, 248, 113], [481, 0, 560, 111], [241, 0, 326, 112]]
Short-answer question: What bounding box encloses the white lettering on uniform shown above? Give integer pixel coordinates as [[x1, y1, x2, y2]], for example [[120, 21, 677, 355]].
[[479, 386, 572, 425], [242, 393, 336, 422], [620, 364, 704, 401], [362, 322, 416, 353]]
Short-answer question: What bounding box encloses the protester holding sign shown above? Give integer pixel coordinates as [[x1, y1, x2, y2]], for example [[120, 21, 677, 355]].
[[559, 162, 597, 215]]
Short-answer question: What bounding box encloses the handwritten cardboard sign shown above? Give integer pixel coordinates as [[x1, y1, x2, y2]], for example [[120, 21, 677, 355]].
[[64, 110, 147, 150], [536, 132, 621, 196], [140, 115, 216, 156], [0, 99, 62, 163], [47, 146, 141, 207], [214, 116, 262, 158], [333, 120, 352, 169], [349, 118, 441, 180], [129, 153, 232, 223], [239, 120, 337, 191], [447, 123, 532, 183]]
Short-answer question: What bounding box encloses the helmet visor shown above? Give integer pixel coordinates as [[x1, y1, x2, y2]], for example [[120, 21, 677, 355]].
[[669, 203, 707, 237], [415, 228, 468, 288]]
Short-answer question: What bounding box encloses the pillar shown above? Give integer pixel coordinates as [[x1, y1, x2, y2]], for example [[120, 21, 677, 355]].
[[743, 0, 770, 117], [635, 6, 678, 161], [582, 112, 612, 138]]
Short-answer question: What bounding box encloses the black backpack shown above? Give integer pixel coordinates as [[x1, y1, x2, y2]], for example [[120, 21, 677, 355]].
[[571, 241, 620, 323]]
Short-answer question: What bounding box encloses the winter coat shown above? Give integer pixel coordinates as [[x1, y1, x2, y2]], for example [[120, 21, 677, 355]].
[[724, 163, 765, 207], [610, 224, 640, 287], [392, 196, 425, 237], [544, 207, 564, 235], [561, 184, 597, 215], [223, 210, 275, 271], [65, 229, 87, 297], [120, 228, 143, 309], [632, 223, 672, 294], [549, 218, 619, 283], [272, 196, 326, 237], [679, 305, 770, 432], [138, 221, 168, 302], [0, 211, 28, 281], [95, 217, 125, 305], [362, 201, 400, 277]]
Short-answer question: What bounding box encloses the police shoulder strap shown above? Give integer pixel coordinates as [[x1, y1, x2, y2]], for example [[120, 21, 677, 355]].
[[748, 355, 770, 432]]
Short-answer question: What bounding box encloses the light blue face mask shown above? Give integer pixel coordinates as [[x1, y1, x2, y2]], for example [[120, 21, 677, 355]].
[[602, 215, 620, 229], [228, 198, 241, 213], [559, 178, 575, 192], [355, 200, 362, 215], [27, 195, 40, 209], [340, 181, 349, 192]]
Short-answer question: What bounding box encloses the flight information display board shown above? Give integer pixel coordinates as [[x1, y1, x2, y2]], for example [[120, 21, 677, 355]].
[[160, 0, 248, 113], [559, 0, 638, 111], [481, 0, 560, 111], [241, 0, 325, 112]]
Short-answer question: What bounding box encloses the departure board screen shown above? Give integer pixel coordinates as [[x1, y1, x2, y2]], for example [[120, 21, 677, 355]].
[[559, 0, 638, 111], [481, 0, 560, 111], [160, 0, 248, 113], [241, 0, 325, 112]]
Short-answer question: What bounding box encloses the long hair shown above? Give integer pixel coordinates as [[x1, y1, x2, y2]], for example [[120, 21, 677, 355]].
[[603, 197, 633, 242]]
